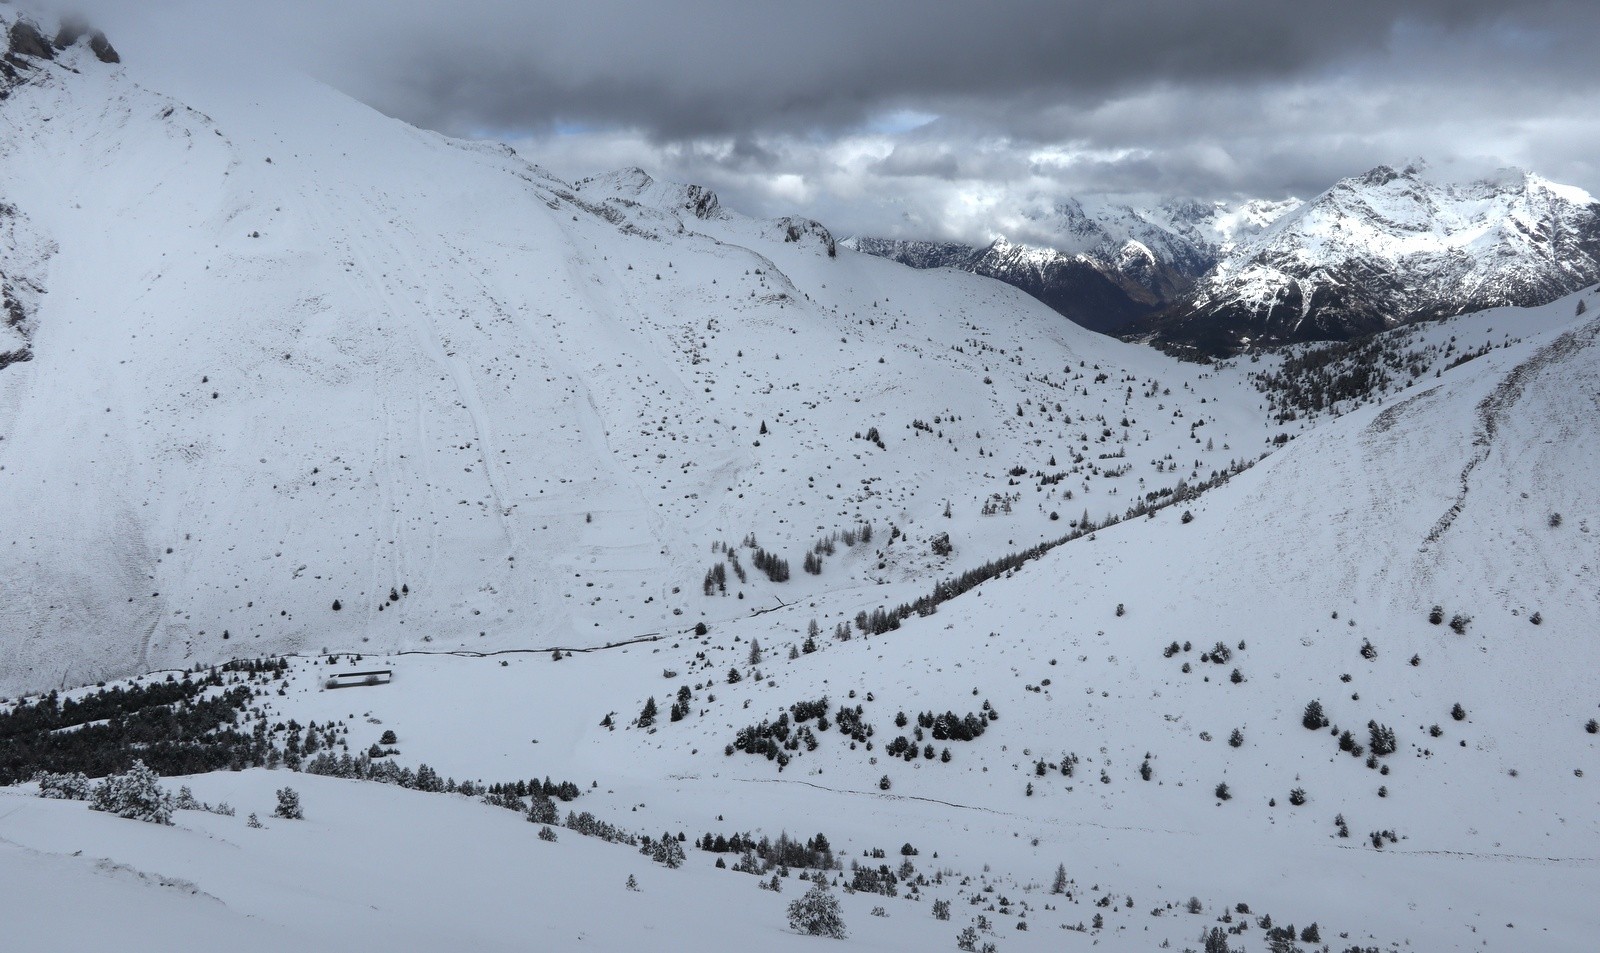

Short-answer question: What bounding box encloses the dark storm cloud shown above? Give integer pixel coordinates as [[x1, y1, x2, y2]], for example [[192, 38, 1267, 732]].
[[77, 0, 1600, 239], [81, 0, 1597, 137]]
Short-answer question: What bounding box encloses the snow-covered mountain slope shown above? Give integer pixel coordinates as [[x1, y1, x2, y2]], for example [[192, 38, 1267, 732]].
[[1140, 163, 1600, 354], [8, 290, 1596, 952], [0, 17, 1275, 696], [4, 10, 1599, 950], [845, 197, 1301, 334]]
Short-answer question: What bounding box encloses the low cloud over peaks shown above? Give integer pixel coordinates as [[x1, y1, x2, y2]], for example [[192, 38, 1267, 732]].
[[81, 0, 1600, 240]]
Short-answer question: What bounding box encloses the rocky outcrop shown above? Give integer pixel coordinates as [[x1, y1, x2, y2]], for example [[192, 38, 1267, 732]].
[[6, 19, 54, 61], [4, 13, 118, 67], [775, 217, 836, 257], [0, 199, 52, 372]]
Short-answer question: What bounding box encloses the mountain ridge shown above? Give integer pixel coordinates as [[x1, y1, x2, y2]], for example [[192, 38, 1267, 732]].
[[1134, 162, 1600, 353]]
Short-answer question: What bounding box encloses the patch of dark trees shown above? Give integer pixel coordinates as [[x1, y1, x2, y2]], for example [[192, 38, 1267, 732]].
[[0, 673, 262, 785]]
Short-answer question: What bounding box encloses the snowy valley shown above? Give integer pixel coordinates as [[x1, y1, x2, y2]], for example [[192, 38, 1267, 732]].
[[2, 10, 1599, 953]]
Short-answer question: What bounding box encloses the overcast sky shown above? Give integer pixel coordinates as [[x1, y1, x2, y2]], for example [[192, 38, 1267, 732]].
[[81, 0, 1600, 244]]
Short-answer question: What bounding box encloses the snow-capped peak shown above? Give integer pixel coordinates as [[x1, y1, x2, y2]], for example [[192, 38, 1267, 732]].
[[1138, 162, 1600, 352]]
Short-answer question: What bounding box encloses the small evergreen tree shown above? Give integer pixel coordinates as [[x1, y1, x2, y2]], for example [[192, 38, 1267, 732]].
[[787, 880, 847, 938], [1202, 925, 1235, 953], [1051, 862, 1069, 894], [1367, 721, 1397, 757], [272, 786, 303, 820], [527, 792, 559, 825], [637, 696, 658, 728]]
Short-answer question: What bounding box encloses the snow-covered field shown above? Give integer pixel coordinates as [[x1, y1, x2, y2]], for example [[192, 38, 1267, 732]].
[[2, 10, 1598, 952]]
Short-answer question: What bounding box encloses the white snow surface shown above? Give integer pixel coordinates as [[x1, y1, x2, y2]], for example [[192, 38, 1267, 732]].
[[0, 34, 1269, 694], [2, 11, 1599, 952]]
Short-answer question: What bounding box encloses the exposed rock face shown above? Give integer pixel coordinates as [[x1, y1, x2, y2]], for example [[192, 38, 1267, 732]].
[[7, 19, 55, 60], [776, 217, 837, 257], [4, 12, 118, 67], [87, 30, 119, 64], [0, 201, 51, 372]]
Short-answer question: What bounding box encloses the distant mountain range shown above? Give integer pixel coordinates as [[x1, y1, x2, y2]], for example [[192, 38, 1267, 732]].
[[848, 164, 1600, 353], [842, 197, 1295, 335]]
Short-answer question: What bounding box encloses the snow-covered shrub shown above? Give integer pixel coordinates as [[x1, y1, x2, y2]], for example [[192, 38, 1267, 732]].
[[89, 760, 174, 824], [34, 770, 92, 800], [787, 880, 847, 939], [272, 786, 303, 820], [537, 825, 558, 842]]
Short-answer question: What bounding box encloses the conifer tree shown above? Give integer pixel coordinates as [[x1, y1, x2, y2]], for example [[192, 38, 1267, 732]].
[[787, 880, 847, 939], [272, 786, 303, 820]]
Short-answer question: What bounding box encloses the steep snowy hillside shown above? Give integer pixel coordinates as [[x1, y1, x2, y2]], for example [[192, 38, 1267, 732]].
[[0, 16, 1273, 695], [7, 292, 1597, 953], [1140, 163, 1600, 354]]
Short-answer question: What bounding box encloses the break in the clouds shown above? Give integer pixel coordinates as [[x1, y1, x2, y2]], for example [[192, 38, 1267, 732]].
[[83, 0, 1600, 243]]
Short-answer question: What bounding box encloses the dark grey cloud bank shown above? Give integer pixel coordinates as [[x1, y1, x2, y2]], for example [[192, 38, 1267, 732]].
[[81, 0, 1600, 242]]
